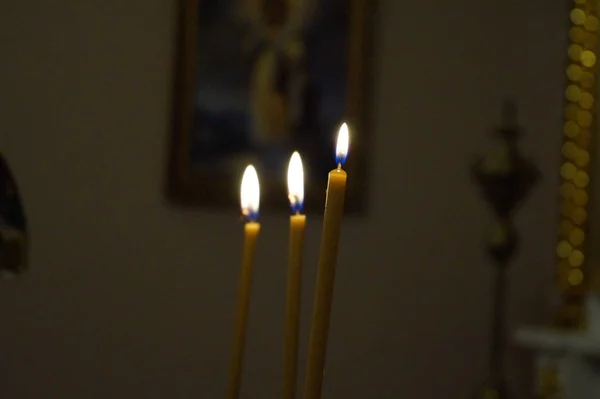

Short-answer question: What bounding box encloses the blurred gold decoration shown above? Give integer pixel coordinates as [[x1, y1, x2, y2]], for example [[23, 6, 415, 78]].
[[566, 84, 582, 101], [569, 268, 585, 285], [554, 0, 599, 331], [536, 362, 564, 398], [569, 44, 583, 61], [579, 91, 594, 108], [575, 149, 590, 166], [572, 188, 588, 206], [572, 8, 587, 25], [561, 162, 577, 178], [583, 33, 598, 49], [577, 109, 593, 126], [572, 206, 588, 224], [581, 49, 597, 67], [564, 121, 580, 137], [566, 103, 579, 118], [567, 64, 582, 81], [585, 15, 599, 31], [570, 227, 585, 245], [574, 170, 589, 187], [557, 241, 573, 258], [560, 182, 575, 198], [575, 130, 591, 146], [580, 70, 595, 87], [562, 142, 577, 158], [570, 26, 585, 42]]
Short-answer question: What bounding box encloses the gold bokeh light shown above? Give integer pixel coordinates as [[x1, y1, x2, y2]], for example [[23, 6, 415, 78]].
[[569, 249, 585, 267], [566, 84, 582, 101], [562, 142, 577, 158], [575, 149, 590, 166], [581, 50, 597, 67], [572, 189, 589, 206], [569, 228, 585, 246], [579, 92, 594, 108], [561, 162, 577, 179], [570, 26, 585, 42], [569, 44, 583, 61], [556, 0, 596, 330], [583, 33, 597, 49], [571, 8, 587, 25], [557, 241, 573, 259], [560, 182, 575, 198], [568, 269, 584, 286], [584, 15, 599, 31], [564, 121, 580, 138], [572, 207, 588, 225], [567, 64, 582, 80], [574, 170, 589, 188], [580, 71, 595, 87], [577, 109, 593, 126]]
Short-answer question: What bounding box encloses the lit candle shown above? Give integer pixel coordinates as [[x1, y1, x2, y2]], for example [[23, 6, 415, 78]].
[[283, 151, 306, 399], [228, 165, 261, 399], [303, 123, 349, 399]]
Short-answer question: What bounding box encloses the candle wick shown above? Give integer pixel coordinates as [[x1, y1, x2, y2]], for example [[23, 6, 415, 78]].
[[295, 210, 300, 215], [337, 163, 342, 170]]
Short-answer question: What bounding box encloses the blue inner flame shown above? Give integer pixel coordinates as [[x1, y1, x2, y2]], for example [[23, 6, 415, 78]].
[[335, 151, 348, 168], [290, 196, 303, 214], [242, 208, 259, 223]]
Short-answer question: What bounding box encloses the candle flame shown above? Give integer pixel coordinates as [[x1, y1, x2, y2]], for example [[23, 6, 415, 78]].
[[335, 122, 349, 167], [240, 165, 260, 221], [287, 151, 304, 213]]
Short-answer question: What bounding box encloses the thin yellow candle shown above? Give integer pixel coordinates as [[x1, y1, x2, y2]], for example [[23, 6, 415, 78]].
[[228, 165, 261, 399], [283, 151, 307, 399], [303, 123, 349, 399]]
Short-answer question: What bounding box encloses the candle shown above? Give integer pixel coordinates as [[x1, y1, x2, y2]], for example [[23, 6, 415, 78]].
[[228, 165, 261, 399], [303, 123, 349, 399], [283, 151, 306, 399]]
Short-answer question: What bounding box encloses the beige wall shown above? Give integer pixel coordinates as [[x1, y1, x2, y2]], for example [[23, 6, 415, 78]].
[[0, 0, 567, 398]]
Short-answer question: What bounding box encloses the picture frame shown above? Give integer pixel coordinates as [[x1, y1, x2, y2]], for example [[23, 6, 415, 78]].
[[167, 0, 374, 214]]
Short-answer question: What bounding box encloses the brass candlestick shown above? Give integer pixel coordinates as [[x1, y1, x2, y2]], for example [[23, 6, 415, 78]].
[[470, 100, 541, 399]]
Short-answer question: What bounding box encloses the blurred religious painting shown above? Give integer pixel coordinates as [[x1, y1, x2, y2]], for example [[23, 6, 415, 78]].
[[168, 0, 372, 213]]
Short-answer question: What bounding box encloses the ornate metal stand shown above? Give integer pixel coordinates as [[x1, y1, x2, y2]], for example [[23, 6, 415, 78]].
[[470, 100, 541, 398]]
